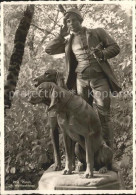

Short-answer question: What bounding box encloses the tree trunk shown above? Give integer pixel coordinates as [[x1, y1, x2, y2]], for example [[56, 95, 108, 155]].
[[4, 5, 34, 111]]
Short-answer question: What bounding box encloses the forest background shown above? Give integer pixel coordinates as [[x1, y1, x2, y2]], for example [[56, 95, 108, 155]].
[[3, 3, 133, 190]]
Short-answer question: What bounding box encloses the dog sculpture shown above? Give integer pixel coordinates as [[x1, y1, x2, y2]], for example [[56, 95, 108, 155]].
[[29, 81, 113, 178], [34, 69, 75, 172]]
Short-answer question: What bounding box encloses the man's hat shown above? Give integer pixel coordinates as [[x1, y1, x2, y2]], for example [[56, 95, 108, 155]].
[[64, 8, 83, 22]]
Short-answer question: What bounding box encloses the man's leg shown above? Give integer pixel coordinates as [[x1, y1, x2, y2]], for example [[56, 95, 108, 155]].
[[77, 78, 93, 106], [90, 78, 113, 149]]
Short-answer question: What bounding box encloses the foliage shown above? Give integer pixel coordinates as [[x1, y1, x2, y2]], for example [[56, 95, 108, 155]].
[[4, 4, 133, 190], [111, 94, 133, 189], [4, 5, 34, 109]]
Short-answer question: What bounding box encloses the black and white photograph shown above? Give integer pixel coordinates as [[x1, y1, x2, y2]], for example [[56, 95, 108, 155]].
[[1, 1, 135, 194]]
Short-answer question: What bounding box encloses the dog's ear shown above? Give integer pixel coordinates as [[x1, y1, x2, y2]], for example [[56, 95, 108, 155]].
[[48, 84, 59, 111], [56, 71, 67, 89], [56, 72, 63, 87]]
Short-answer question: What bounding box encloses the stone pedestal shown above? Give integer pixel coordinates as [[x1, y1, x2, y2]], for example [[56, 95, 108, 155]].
[[38, 167, 120, 190]]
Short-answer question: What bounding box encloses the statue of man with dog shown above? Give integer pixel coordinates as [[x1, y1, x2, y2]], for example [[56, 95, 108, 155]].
[[45, 8, 121, 151]]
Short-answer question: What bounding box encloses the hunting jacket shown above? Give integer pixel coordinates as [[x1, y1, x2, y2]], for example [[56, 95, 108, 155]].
[[45, 27, 121, 93]]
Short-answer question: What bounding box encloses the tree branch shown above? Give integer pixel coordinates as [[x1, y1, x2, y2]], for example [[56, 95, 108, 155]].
[[47, 14, 62, 28], [34, 9, 59, 55], [78, 4, 85, 11], [31, 23, 51, 34]]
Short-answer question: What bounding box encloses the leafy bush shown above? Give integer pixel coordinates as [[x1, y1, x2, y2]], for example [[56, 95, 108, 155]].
[[111, 95, 133, 189]]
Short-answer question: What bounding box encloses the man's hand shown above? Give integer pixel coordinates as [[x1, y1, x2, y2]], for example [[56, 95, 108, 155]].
[[60, 25, 70, 37], [94, 49, 104, 59]]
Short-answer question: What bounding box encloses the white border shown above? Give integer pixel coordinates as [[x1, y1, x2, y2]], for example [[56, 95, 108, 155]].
[[1, 1, 5, 194], [132, 1, 136, 193], [1, 0, 135, 5], [1, 1, 135, 194]]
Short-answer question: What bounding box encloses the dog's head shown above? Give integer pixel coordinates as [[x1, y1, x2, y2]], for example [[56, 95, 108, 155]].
[[34, 69, 65, 88], [28, 82, 60, 111], [34, 69, 57, 87]]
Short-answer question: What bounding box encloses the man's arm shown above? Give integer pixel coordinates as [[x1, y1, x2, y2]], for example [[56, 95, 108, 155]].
[[45, 24, 69, 55], [96, 28, 120, 60], [45, 35, 66, 55]]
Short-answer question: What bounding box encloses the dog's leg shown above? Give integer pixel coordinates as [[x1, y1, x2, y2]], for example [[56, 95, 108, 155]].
[[62, 131, 74, 174], [75, 143, 86, 171], [84, 136, 94, 178], [48, 116, 61, 171], [57, 113, 74, 175]]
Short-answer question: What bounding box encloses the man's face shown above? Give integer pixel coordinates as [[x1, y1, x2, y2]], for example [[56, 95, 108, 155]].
[[66, 14, 82, 33]]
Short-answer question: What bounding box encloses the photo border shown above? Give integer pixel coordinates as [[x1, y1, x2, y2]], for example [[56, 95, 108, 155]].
[[1, 1, 135, 194]]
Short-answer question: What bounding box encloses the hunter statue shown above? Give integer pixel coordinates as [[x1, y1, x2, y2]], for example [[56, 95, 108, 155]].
[[45, 8, 121, 150]]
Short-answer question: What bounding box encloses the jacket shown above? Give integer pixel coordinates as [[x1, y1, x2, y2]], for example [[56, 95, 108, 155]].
[[45, 27, 121, 93]]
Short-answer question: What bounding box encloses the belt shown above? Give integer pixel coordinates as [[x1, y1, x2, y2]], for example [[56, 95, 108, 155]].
[[76, 61, 101, 74], [77, 70, 105, 80]]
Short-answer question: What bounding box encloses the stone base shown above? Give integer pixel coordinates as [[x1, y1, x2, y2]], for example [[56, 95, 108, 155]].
[[55, 181, 120, 190], [38, 168, 120, 190]]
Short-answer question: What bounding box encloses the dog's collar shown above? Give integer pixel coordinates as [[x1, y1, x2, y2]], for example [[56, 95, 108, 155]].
[[58, 93, 74, 112], [68, 96, 84, 113]]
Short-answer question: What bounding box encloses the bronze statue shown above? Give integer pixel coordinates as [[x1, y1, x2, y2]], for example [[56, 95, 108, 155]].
[[45, 8, 121, 149], [29, 81, 113, 178]]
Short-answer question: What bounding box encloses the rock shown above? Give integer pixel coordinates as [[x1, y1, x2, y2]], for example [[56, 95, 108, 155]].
[[38, 167, 120, 190]]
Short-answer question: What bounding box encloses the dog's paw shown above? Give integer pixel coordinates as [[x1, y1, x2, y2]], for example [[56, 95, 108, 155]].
[[62, 168, 72, 175], [84, 171, 93, 178], [99, 166, 108, 174]]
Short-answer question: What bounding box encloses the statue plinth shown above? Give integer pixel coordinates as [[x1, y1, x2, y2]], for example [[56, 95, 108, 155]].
[[38, 167, 120, 190]]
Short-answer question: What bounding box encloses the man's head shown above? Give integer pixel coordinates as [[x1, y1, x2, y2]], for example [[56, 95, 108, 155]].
[[64, 8, 83, 33]]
